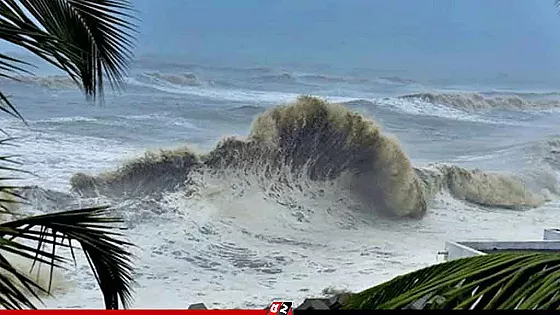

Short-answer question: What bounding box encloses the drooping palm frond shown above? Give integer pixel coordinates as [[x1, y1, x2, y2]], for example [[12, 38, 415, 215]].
[[0, 137, 136, 309], [0, 0, 138, 310], [0, 0, 137, 108], [0, 137, 31, 214], [0, 206, 135, 309], [0, 54, 33, 121], [343, 252, 560, 310]]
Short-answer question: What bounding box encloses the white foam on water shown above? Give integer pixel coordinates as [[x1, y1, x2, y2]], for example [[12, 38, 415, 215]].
[[125, 77, 358, 105], [1, 120, 143, 191], [4, 77, 560, 310], [24, 127, 560, 309], [38, 187, 559, 309], [375, 97, 517, 124]]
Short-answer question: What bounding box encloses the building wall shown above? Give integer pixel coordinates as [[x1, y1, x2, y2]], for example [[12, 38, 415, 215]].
[[544, 229, 560, 240]]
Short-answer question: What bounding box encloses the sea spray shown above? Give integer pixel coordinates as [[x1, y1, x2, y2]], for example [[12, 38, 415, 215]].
[[414, 164, 545, 209], [71, 97, 427, 218], [400, 92, 560, 111], [70, 96, 548, 217], [71, 147, 200, 198], [145, 72, 201, 86], [246, 96, 426, 218]]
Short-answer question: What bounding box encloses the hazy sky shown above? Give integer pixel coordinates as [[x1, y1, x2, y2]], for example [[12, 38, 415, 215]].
[[131, 0, 560, 80], [3, 0, 560, 81]]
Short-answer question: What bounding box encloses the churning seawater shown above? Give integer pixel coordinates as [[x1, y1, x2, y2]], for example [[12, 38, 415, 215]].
[[1, 57, 559, 308]]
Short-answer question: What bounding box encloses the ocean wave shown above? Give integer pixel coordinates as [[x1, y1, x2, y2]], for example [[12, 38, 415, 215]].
[[400, 92, 560, 111], [69, 97, 548, 220], [70, 146, 200, 199], [512, 136, 560, 198], [126, 77, 299, 103], [144, 72, 202, 86], [253, 73, 297, 84], [415, 164, 544, 209], [481, 90, 560, 98], [4, 75, 77, 89], [225, 105, 266, 115], [534, 137, 560, 170], [370, 97, 506, 124], [298, 74, 350, 84], [378, 76, 416, 85], [34, 116, 100, 124], [253, 73, 374, 86], [125, 77, 357, 104]]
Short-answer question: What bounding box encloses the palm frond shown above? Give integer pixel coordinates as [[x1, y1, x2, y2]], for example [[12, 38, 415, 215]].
[[0, 92, 24, 124], [0, 0, 138, 309], [0, 248, 49, 309], [0, 138, 28, 215], [0, 0, 137, 103], [343, 252, 560, 310], [0, 54, 33, 122], [0, 206, 136, 309], [0, 137, 135, 309]]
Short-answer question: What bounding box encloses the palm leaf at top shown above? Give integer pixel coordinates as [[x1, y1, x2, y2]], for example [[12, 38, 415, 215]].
[[0, 0, 138, 310], [0, 0, 137, 110]]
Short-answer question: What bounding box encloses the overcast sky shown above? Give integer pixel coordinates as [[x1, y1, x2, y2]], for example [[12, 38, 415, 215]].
[[3, 0, 560, 81]]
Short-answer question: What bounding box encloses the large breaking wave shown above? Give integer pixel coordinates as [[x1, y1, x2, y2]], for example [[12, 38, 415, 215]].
[[400, 92, 560, 111], [68, 97, 549, 219]]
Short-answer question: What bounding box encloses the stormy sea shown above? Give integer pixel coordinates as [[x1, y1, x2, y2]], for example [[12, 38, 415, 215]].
[[2, 55, 560, 308]]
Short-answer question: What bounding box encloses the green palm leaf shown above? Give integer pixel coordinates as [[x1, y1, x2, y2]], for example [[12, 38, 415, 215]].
[[0, 206, 135, 309], [0, 0, 138, 310], [343, 253, 560, 310], [0, 138, 135, 309], [0, 0, 137, 105]]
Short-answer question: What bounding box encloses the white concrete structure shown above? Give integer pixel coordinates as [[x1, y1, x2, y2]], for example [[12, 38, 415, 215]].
[[544, 229, 560, 240], [440, 229, 560, 261]]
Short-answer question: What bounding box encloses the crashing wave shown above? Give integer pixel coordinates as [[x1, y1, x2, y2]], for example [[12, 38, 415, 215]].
[[481, 91, 560, 99], [225, 105, 266, 116], [298, 74, 348, 84], [71, 96, 425, 218], [527, 137, 560, 170], [145, 72, 201, 86], [70, 96, 548, 218], [71, 147, 200, 199], [3, 75, 77, 89], [245, 96, 426, 218], [299, 74, 373, 85], [400, 92, 560, 111], [253, 73, 296, 84], [414, 164, 544, 209], [379, 76, 416, 85]]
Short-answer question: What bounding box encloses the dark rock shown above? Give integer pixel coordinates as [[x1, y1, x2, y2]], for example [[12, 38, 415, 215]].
[[296, 299, 331, 310], [188, 303, 207, 310], [296, 293, 353, 310]]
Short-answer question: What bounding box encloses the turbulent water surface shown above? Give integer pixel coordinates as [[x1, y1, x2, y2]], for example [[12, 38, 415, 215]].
[[2, 58, 560, 308]]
